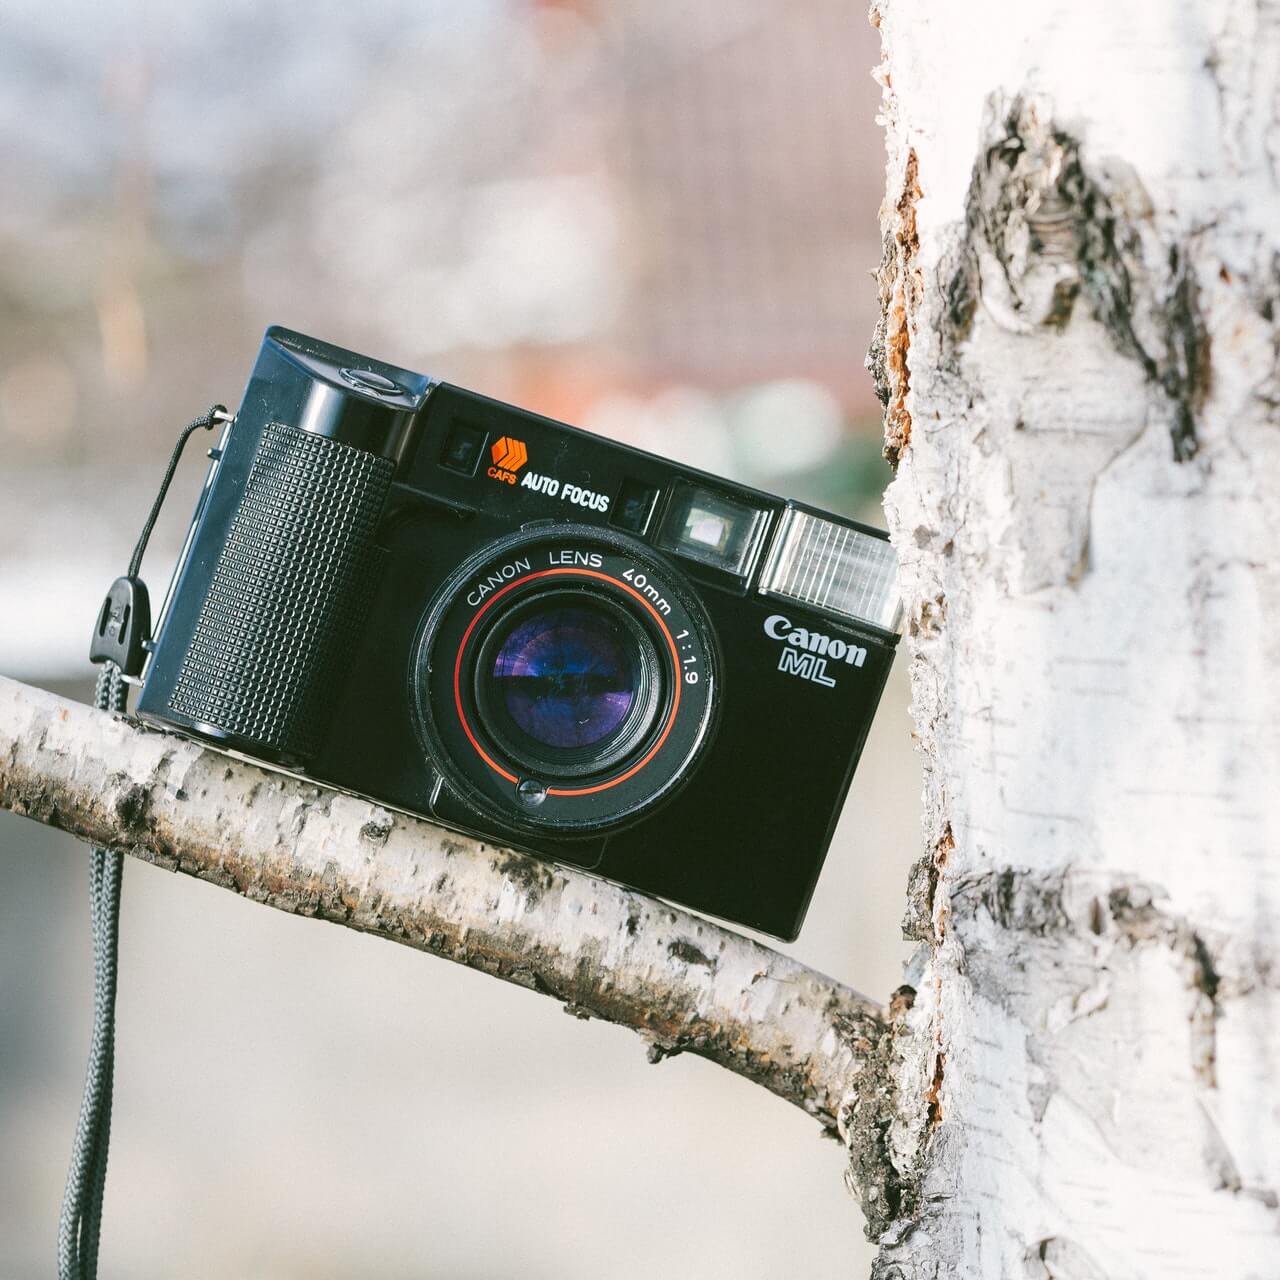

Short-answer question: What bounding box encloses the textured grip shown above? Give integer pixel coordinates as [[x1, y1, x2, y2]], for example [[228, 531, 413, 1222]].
[[169, 421, 394, 761]]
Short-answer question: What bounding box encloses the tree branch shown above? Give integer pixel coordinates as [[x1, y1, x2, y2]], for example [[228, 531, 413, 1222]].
[[0, 675, 887, 1135]]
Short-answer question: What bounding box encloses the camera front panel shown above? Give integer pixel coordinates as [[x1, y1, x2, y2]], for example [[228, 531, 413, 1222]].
[[144, 329, 900, 939]]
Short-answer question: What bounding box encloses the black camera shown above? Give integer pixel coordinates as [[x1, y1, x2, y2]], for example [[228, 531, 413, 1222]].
[[136, 328, 901, 938]]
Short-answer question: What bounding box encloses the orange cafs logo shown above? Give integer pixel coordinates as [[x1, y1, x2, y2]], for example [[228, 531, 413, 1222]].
[[492, 436, 528, 470], [488, 436, 528, 484]]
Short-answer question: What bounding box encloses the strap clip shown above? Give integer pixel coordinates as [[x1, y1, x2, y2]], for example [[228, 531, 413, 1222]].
[[89, 575, 151, 677]]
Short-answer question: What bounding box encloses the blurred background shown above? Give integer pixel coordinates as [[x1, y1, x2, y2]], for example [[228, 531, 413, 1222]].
[[0, 1, 919, 1275]]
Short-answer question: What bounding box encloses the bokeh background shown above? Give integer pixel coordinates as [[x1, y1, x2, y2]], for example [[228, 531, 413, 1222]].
[[0, 2, 920, 1275]]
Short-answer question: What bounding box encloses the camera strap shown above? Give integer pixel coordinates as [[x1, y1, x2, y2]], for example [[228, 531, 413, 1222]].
[[60, 404, 227, 1280]]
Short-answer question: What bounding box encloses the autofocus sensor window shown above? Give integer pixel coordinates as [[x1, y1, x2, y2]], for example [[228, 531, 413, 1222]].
[[473, 592, 665, 779], [656, 480, 769, 577]]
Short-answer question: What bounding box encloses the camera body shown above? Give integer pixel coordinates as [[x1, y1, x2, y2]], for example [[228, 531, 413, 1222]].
[[137, 328, 900, 939]]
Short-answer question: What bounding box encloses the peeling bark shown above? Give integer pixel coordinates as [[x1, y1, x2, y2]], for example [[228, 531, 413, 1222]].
[[870, 146, 923, 468], [870, 2, 1280, 1275], [0, 676, 901, 1180]]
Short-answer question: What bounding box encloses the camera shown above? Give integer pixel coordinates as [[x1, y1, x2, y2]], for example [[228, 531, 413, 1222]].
[[136, 328, 901, 939]]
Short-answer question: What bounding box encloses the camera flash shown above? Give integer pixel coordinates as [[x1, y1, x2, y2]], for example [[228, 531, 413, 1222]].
[[759, 508, 901, 634]]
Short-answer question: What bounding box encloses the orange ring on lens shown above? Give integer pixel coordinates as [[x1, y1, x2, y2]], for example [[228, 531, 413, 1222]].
[[451, 568, 684, 796]]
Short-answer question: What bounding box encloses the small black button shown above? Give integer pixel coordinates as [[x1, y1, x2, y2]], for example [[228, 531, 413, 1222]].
[[440, 421, 487, 476], [611, 478, 660, 534]]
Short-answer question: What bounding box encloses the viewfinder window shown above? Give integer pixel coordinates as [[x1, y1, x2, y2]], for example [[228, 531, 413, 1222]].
[[657, 481, 768, 577], [611, 477, 660, 534], [439, 420, 487, 475]]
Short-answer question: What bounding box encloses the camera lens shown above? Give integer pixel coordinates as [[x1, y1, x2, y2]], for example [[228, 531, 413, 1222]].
[[493, 604, 636, 748], [473, 591, 664, 778], [411, 525, 720, 836]]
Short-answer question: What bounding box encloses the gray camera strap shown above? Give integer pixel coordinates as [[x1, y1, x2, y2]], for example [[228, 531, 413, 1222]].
[[59, 405, 226, 1280]]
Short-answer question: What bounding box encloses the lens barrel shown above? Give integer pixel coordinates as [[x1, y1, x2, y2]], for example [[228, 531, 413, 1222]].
[[412, 524, 717, 836]]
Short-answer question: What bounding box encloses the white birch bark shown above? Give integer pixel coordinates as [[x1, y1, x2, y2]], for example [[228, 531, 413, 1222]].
[[0, 675, 892, 1136], [866, 2, 1280, 1276]]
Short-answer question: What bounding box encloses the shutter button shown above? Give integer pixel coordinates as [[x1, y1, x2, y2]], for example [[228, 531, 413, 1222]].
[[339, 367, 404, 397]]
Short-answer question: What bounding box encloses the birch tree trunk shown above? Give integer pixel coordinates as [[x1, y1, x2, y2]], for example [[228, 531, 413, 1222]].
[[865, 2, 1280, 1276]]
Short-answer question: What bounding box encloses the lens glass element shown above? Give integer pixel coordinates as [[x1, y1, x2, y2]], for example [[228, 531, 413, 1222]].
[[490, 604, 639, 751]]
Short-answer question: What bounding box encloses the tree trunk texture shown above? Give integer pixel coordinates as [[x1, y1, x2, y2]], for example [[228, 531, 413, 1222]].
[[868, 2, 1280, 1277]]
